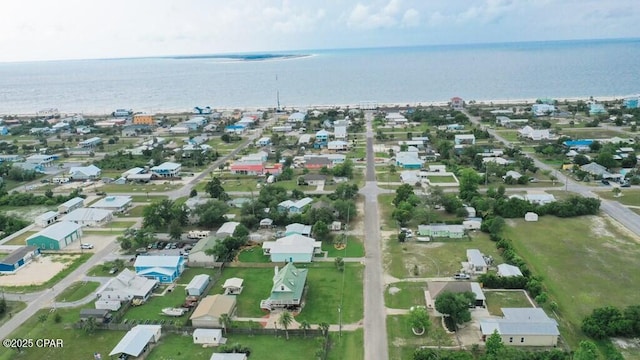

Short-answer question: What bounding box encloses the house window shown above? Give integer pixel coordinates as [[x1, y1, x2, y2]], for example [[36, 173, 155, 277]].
[[509, 337, 513, 343], [520, 337, 525, 343]]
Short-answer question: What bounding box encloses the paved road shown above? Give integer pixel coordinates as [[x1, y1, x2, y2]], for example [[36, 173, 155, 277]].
[[0, 242, 120, 339], [465, 110, 640, 236], [361, 111, 389, 360]]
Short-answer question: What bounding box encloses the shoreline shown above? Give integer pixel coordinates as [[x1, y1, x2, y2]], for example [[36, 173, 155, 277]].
[[1, 94, 636, 118]]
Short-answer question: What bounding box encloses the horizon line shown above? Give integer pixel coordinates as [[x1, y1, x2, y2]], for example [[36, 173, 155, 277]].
[[1, 36, 639, 64]]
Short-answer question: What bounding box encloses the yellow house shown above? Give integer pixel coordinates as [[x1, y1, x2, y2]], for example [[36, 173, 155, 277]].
[[133, 114, 154, 125]]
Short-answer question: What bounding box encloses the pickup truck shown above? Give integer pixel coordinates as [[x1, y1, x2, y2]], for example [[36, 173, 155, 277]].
[[453, 273, 471, 280]]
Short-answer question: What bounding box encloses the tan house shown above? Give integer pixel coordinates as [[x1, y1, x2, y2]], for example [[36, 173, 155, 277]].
[[190, 295, 237, 328], [480, 308, 559, 347]]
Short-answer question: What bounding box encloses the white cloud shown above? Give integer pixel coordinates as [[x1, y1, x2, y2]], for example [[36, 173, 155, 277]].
[[401, 9, 420, 27], [347, 0, 404, 29]]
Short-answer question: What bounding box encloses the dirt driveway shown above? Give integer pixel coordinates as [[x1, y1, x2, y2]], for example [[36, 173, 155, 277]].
[[0, 254, 75, 286]]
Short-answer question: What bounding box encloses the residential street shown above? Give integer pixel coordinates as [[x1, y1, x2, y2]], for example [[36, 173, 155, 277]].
[[361, 111, 389, 360], [464, 110, 640, 236]]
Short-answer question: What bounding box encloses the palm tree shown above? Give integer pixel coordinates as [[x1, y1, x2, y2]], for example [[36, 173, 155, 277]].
[[82, 316, 98, 335], [278, 311, 293, 340], [318, 322, 330, 337], [219, 313, 232, 335], [299, 320, 311, 338]]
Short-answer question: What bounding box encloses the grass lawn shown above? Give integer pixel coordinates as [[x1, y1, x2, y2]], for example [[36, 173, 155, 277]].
[[426, 175, 457, 183], [2, 231, 37, 245], [503, 215, 640, 351], [177, 267, 221, 285], [384, 282, 426, 309], [559, 128, 622, 139], [129, 195, 169, 202], [99, 183, 181, 193], [0, 307, 126, 360], [118, 205, 146, 217], [387, 315, 455, 360], [0, 301, 27, 327], [384, 230, 499, 279], [83, 229, 125, 236], [237, 247, 270, 262], [87, 260, 130, 276], [108, 220, 136, 228], [123, 287, 191, 325], [295, 263, 364, 324], [54, 281, 100, 302], [484, 290, 534, 316], [327, 329, 364, 360], [595, 189, 640, 206], [208, 267, 274, 318], [322, 236, 365, 258], [149, 332, 340, 360], [494, 130, 520, 142]]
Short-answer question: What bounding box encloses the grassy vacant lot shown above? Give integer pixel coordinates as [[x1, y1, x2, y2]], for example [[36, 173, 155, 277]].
[[177, 267, 221, 285], [322, 236, 365, 258], [596, 189, 640, 206], [123, 286, 191, 325], [147, 330, 363, 360], [0, 307, 126, 360], [426, 175, 457, 183], [0, 301, 26, 327], [129, 194, 169, 202], [99, 183, 181, 193], [2, 231, 37, 245], [237, 247, 270, 262], [295, 263, 364, 324], [385, 282, 426, 309], [387, 315, 455, 360], [493, 130, 520, 142], [55, 281, 100, 302], [118, 205, 146, 217], [383, 231, 500, 279], [503, 215, 640, 350], [558, 128, 621, 139], [87, 260, 131, 277], [484, 290, 534, 316], [108, 220, 136, 228], [209, 267, 273, 318]]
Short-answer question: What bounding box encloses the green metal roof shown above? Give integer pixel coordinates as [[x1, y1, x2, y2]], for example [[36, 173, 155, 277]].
[[190, 236, 220, 253], [268, 263, 308, 302]]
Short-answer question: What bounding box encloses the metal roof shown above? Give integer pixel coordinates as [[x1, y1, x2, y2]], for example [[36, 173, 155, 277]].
[[90, 196, 132, 209], [267, 263, 308, 302], [27, 221, 82, 242], [0, 246, 38, 265], [186, 274, 210, 291], [62, 208, 112, 222], [151, 161, 181, 171], [109, 325, 161, 356], [190, 295, 236, 320], [497, 264, 523, 277], [59, 197, 84, 209], [466, 249, 487, 268], [134, 255, 182, 268], [216, 222, 240, 236]]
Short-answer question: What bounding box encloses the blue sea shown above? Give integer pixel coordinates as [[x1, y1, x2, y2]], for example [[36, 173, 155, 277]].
[[1, 38, 639, 114]]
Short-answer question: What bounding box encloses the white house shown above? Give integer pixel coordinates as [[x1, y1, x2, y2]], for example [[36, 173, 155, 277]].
[[327, 140, 349, 151], [216, 222, 240, 238], [62, 208, 113, 227], [90, 196, 132, 213], [465, 249, 489, 274], [69, 165, 102, 180], [257, 137, 271, 146], [480, 308, 559, 347], [454, 134, 476, 145], [287, 112, 306, 123], [262, 234, 322, 263], [334, 120, 348, 139], [519, 126, 551, 141], [150, 162, 182, 178], [97, 269, 158, 304]]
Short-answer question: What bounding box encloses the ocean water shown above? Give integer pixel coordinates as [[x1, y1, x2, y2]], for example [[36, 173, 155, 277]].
[[0, 38, 639, 114]]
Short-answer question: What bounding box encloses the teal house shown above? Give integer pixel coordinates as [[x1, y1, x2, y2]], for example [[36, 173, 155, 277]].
[[134, 255, 185, 283], [26, 221, 83, 250], [260, 263, 308, 311]]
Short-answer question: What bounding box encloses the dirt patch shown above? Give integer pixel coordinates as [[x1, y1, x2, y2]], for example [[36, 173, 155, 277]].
[[0, 254, 78, 286], [590, 216, 614, 238], [388, 286, 401, 295], [612, 337, 640, 350]]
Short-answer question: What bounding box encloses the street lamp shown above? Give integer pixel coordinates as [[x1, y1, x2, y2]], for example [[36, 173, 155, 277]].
[[338, 306, 342, 338]]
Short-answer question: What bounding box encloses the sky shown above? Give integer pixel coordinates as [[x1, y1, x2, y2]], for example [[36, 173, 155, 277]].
[[1, 0, 639, 62]]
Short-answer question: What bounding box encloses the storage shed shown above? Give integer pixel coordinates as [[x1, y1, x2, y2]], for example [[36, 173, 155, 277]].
[[35, 211, 59, 227], [26, 221, 83, 250], [524, 212, 539, 222], [0, 246, 41, 274], [186, 274, 210, 296], [193, 328, 225, 346]]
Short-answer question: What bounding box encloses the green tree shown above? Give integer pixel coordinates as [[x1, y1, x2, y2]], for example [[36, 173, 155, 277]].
[[409, 306, 430, 335], [393, 184, 415, 206], [219, 313, 232, 335], [573, 340, 599, 360], [205, 177, 230, 200], [319, 322, 330, 336], [300, 320, 311, 337], [434, 291, 476, 327], [82, 316, 98, 335], [168, 220, 183, 241], [189, 188, 198, 197], [485, 330, 505, 357], [458, 168, 481, 201], [278, 311, 293, 340], [334, 257, 345, 272], [313, 221, 331, 242], [195, 200, 230, 228]]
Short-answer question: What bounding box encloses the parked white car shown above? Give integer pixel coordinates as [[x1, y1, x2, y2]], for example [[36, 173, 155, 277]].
[[80, 243, 94, 249]]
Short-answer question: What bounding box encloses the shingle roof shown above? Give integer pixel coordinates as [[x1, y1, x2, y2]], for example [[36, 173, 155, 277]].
[[190, 294, 236, 320]]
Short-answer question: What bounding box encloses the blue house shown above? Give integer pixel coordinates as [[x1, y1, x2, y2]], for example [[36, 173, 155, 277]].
[[134, 255, 185, 283], [589, 103, 607, 115], [0, 246, 41, 274], [396, 152, 424, 169], [225, 124, 246, 134], [563, 139, 594, 149], [623, 97, 639, 109], [0, 126, 8, 135]]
